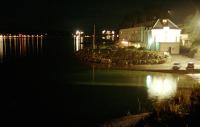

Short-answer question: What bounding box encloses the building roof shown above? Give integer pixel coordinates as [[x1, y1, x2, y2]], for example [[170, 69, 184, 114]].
[[152, 19, 180, 29], [120, 18, 180, 30]]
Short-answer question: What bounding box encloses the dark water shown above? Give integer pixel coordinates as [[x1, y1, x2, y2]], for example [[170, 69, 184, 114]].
[[2, 35, 198, 127]]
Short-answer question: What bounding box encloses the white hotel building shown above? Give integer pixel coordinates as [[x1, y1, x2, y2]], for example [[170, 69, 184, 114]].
[[119, 19, 181, 54]]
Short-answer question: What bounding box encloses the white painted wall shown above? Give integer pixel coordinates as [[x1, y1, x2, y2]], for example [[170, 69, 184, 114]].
[[119, 24, 181, 54], [151, 27, 181, 43], [159, 43, 180, 54]]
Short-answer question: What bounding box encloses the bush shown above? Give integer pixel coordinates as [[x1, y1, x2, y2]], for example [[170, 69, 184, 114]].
[[180, 46, 190, 55], [138, 47, 146, 50], [135, 86, 200, 127], [188, 49, 197, 58], [75, 47, 166, 65], [180, 46, 197, 58]]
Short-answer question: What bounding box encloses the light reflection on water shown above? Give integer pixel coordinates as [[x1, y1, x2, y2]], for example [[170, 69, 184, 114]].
[[187, 74, 200, 83], [146, 74, 177, 100], [0, 35, 44, 62], [0, 37, 3, 63], [73, 31, 84, 52], [72, 69, 198, 101]]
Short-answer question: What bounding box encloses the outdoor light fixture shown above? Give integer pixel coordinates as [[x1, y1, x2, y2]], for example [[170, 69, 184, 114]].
[[121, 39, 129, 46]]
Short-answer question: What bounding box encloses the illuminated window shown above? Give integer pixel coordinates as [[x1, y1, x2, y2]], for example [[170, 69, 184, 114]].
[[162, 19, 167, 24], [102, 30, 106, 34], [106, 31, 111, 34]]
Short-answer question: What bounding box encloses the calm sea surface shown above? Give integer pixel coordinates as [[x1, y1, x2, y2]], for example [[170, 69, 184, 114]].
[[2, 35, 199, 126]]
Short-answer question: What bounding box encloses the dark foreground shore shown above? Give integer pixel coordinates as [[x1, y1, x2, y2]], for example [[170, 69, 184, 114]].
[[102, 113, 149, 127]]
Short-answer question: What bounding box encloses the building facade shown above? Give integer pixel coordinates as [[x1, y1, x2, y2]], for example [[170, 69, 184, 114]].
[[119, 27, 146, 48], [119, 19, 181, 54]]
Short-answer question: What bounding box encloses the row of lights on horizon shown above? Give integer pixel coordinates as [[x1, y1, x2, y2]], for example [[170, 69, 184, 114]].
[[0, 34, 45, 38]]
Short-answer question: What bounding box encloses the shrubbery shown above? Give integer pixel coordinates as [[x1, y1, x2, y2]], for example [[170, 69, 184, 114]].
[[136, 86, 200, 127], [180, 46, 197, 58], [74, 47, 166, 65]]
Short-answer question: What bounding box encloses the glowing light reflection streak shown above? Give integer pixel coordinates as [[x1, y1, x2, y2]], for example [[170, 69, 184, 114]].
[[0, 36, 3, 63], [146, 75, 177, 100]]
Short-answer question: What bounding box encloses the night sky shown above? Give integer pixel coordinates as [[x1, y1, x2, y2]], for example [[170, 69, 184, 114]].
[[0, 0, 199, 33]]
